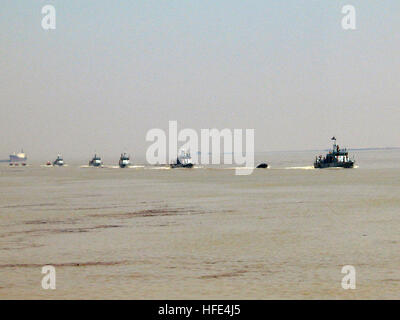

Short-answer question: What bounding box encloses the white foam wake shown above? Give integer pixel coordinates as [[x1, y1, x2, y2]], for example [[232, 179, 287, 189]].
[[284, 166, 315, 170]]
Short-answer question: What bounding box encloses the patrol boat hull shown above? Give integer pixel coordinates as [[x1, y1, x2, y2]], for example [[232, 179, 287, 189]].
[[170, 163, 193, 169], [314, 161, 354, 169], [10, 155, 27, 162], [89, 161, 102, 167]]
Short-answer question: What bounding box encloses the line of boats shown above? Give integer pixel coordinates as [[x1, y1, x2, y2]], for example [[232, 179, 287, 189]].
[[40, 150, 195, 168], [4, 137, 355, 169]]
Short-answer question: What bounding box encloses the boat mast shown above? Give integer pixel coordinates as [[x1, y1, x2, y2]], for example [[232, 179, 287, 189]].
[[331, 136, 337, 152]]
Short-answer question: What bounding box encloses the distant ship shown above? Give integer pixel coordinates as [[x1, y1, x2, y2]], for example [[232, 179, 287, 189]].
[[119, 153, 130, 168], [170, 150, 193, 168], [89, 154, 102, 167], [314, 137, 355, 169], [53, 154, 65, 166], [8, 150, 27, 165]]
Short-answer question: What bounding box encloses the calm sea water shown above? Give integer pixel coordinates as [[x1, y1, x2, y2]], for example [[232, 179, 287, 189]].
[[0, 149, 399, 299]]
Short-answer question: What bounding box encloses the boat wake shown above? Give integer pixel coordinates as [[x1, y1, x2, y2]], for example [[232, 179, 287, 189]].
[[216, 167, 257, 171], [284, 166, 315, 170], [101, 165, 145, 169], [40, 164, 69, 167], [80, 165, 105, 168]]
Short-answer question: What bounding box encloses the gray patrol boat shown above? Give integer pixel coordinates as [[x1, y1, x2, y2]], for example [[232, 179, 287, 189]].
[[314, 137, 355, 169]]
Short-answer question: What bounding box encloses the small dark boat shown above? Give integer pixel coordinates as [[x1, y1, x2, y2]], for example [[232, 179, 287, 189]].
[[314, 137, 355, 169], [256, 163, 268, 168], [119, 153, 130, 168], [89, 154, 102, 167], [170, 150, 193, 168], [53, 154, 64, 166]]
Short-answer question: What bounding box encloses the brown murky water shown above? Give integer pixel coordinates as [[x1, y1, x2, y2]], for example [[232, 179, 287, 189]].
[[0, 150, 399, 299]]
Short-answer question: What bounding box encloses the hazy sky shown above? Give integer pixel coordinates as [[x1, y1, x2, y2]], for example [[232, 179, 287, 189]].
[[1, 1, 399, 160]]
